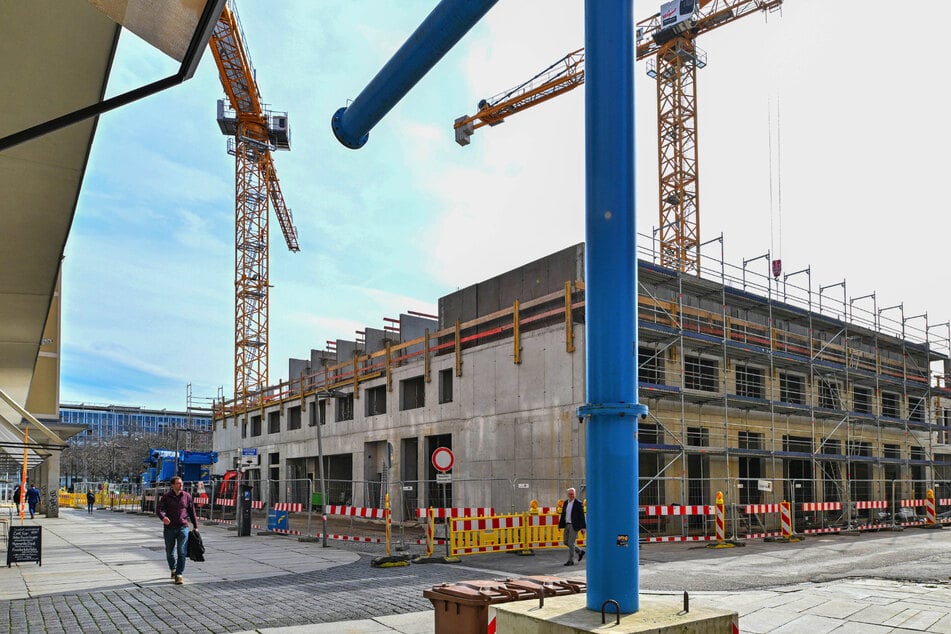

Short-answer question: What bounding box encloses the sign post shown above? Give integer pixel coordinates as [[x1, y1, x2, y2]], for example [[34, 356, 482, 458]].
[[431, 448, 454, 556]]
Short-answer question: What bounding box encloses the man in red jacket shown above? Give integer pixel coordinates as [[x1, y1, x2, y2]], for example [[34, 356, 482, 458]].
[[157, 476, 199, 585]]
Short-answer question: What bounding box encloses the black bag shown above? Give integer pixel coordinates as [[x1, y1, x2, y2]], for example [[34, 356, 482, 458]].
[[187, 530, 205, 562]]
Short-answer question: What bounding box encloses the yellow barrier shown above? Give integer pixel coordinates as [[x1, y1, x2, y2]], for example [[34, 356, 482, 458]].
[[446, 509, 586, 558]]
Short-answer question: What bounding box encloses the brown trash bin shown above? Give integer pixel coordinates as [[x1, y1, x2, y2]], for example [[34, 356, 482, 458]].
[[423, 579, 536, 634]]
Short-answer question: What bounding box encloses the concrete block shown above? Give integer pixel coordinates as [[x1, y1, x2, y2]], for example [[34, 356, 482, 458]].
[[494, 593, 738, 633]]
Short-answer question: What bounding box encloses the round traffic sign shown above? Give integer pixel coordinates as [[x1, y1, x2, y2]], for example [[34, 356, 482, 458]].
[[432, 447, 454, 472]]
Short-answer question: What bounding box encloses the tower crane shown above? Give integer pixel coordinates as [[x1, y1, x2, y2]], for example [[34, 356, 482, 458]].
[[454, 0, 783, 274], [208, 2, 300, 410]]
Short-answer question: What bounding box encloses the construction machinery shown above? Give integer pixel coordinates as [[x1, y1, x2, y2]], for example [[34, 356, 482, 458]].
[[209, 2, 300, 410], [141, 449, 218, 488], [453, 0, 783, 274]]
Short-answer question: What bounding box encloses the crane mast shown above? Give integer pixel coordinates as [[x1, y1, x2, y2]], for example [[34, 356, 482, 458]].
[[209, 2, 300, 410], [454, 0, 783, 273]]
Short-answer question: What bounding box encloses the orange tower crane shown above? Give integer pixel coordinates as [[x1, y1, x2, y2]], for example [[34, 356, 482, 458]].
[[209, 3, 300, 409], [454, 0, 783, 274]]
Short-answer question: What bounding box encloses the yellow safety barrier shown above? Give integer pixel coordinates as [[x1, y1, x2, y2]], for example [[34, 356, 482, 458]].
[[444, 498, 586, 558]]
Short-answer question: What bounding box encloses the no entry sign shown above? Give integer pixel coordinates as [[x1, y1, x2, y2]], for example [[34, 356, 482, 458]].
[[431, 447, 454, 472]]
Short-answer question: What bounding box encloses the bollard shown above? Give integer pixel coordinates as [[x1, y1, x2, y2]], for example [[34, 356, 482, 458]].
[[781, 501, 792, 538], [715, 492, 726, 543], [927, 489, 936, 526], [706, 491, 742, 549], [385, 494, 391, 556]]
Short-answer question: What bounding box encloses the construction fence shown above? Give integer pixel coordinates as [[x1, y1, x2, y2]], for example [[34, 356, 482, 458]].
[[58, 475, 951, 557]]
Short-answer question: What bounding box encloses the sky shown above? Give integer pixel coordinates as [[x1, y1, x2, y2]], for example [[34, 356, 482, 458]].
[[62, 0, 951, 411]]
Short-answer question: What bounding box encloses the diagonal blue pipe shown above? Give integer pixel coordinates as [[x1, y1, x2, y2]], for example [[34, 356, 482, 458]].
[[578, 0, 647, 614], [331, 0, 498, 149]]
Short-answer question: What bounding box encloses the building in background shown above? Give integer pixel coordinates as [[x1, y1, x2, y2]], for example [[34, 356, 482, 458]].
[[60, 403, 212, 441], [212, 242, 951, 534]]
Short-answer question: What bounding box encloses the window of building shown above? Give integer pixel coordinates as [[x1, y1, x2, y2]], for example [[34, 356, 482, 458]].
[[366, 385, 387, 417], [438, 368, 453, 404], [686, 427, 708, 447], [251, 415, 261, 437], [853, 385, 871, 413], [739, 431, 763, 450], [847, 441, 871, 456], [819, 439, 841, 455], [336, 393, 354, 421], [268, 410, 280, 434], [639, 347, 664, 385], [818, 378, 840, 409], [288, 406, 301, 431], [883, 444, 901, 459], [911, 446, 926, 498], [783, 435, 812, 454], [779, 372, 804, 404], [684, 356, 718, 392], [639, 422, 661, 444], [909, 396, 926, 422], [400, 376, 425, 410], [242, 419, 247, 439], [881, 391, 900, 418], [735, 365, 764, 399]]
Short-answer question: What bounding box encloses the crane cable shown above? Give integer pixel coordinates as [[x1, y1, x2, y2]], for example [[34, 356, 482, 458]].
[[767, 94, 782, 277]]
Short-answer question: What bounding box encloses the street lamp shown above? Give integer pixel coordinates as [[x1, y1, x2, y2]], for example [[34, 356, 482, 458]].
[[314, 389, 339, 547]]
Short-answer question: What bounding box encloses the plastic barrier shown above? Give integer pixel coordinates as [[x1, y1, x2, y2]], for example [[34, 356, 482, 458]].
[[801, 501, 842, 534], [743, 504, 782, 539], [640, 504, 716, 543], [851, 500, 890, 530], [416, 507, 492, 552]]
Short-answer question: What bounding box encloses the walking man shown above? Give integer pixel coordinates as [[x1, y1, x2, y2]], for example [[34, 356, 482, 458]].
[[26, 483, 41, 519], [86, 490, 95, 513], [558, 487, 586, 566], [156, 476, 199, 585]]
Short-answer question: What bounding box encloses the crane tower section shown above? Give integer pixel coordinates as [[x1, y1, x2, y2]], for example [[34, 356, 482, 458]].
[[640, 0, 782, 273], [209, 2, 300, 410]]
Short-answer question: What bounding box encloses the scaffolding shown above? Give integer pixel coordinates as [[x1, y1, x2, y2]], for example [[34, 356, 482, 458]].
[[214, 232, 951, 534]]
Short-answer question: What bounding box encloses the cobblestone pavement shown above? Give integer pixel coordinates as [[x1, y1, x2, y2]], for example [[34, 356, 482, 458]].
[[0, 554, 484, 634]]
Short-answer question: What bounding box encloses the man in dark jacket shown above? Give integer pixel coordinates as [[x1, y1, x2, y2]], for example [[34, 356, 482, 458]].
[[558, 487, 586, 566], [156, 476, 198, 585], [26, 484, 41, 519]]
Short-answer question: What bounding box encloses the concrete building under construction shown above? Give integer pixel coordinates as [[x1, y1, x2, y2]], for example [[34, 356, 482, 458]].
[[212, 242, 951, 536]]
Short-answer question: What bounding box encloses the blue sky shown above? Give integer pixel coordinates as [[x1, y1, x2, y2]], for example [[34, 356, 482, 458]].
[[62, 1, 951, 410]]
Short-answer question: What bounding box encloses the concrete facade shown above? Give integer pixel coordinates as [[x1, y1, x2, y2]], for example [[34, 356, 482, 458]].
[[213, 243, 951, 532]]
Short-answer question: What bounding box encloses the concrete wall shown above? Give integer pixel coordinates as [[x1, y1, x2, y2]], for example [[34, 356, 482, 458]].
[[214, 320, 586, 512], [439, 243, 583, 328]]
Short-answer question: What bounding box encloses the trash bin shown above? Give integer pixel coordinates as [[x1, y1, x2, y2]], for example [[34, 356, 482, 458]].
[[423, 580, 536, 634], [311, 491, 323, 511], [267, 509, 288, 531]]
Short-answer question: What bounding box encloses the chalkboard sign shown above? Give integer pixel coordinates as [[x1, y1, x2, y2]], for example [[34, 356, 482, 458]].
[[7, 525, 41, 567]]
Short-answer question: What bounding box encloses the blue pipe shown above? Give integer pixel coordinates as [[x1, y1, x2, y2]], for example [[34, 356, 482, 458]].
[[331, 0, 498, 149], [579, 0, 647, 614]]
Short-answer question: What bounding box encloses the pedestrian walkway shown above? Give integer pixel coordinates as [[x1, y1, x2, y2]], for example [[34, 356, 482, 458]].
[[3, 509, 951, 632]]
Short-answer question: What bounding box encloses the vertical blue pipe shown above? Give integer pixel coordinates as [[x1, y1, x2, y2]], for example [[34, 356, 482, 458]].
[[579, 0, 647, 614], [331, 0, 498, 149]]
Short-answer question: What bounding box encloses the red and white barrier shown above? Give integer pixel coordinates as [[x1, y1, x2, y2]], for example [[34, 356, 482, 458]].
[[327, 505, 386, 519], [417, 507, 494, 519]]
